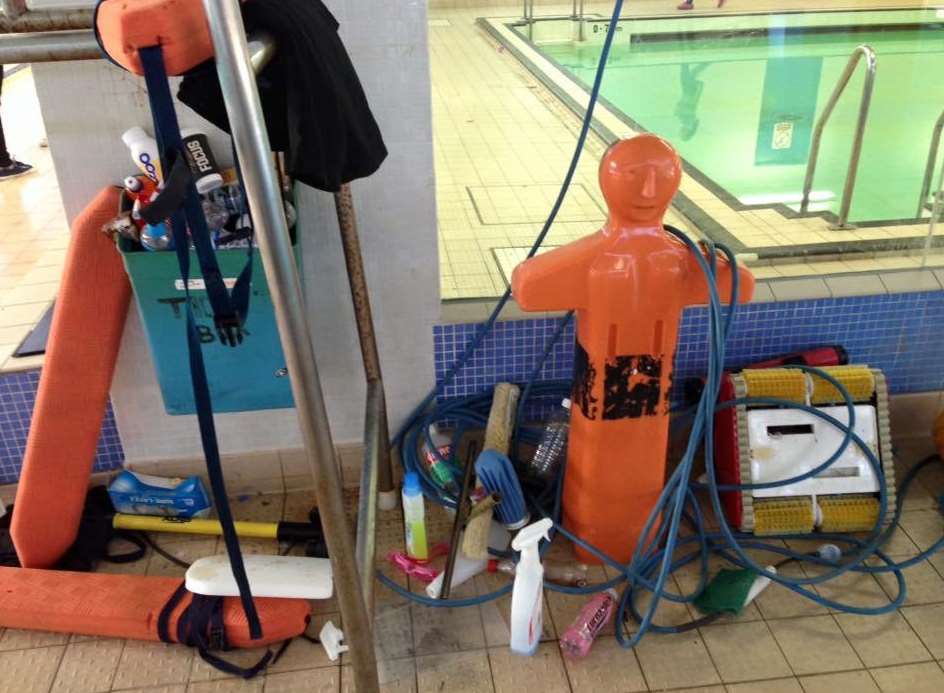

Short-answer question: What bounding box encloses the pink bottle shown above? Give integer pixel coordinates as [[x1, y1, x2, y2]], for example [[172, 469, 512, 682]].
[[559, 589, 618, 658]]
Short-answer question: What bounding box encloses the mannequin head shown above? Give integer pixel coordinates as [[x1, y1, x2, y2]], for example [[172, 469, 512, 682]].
[[599, 135, 682, 227]]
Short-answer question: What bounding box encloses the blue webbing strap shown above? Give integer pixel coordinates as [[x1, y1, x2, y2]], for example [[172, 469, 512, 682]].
[[139, 48, 252, 346], [139, 44, 261, 640], [158, 583, 280, 679]]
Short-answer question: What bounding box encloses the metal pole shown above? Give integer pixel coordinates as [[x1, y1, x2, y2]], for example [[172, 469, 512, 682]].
[[440, 441, 478, 600], [0, 28, 272, 66], [334, 184, 396, 610], [800, 45, 875, 230], [246, 31, 275, 73], [917, 110, 944, 218], [357, 380, 384, 613], [0, 29, 98, 63], [333, 185, 395, 498], [921, 152, 944, 264], [0, 0, 27, 20], [0, 8, 91, 33], [835, 48, 876, 228], [200, 0, 379, 691]]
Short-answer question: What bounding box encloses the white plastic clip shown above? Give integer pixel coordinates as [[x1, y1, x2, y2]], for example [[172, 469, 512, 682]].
[[744, 565, 776, 608], [319, 620, 349, 661]]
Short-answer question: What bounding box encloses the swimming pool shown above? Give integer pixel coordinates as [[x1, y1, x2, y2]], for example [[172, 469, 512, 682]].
[[510, 9, 944, 226]]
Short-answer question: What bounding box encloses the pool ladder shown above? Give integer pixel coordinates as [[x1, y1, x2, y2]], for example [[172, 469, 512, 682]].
[[800, 45, 876, 230], [916, 109, 944, 219]]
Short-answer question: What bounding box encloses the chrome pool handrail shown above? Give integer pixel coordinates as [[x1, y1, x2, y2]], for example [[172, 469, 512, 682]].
[[916, 109, 944, 219], [800, 44, 876, 230]]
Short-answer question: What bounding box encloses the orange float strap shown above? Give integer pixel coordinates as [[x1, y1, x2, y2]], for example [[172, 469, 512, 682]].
[[511, 134, 755, 563]]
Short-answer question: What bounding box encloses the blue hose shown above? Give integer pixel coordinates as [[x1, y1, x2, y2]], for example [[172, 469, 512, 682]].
[[377, 0, 939, 644]]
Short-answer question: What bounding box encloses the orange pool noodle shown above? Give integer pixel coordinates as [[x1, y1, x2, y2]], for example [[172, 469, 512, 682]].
[[11, 187, 132, 568], [0, 567, 310, 647], [95, 0, 214, 76], [511, 135, 755, 563]]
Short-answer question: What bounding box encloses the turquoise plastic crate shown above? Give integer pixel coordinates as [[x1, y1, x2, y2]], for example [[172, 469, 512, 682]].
[[120, 239, 297, 415]]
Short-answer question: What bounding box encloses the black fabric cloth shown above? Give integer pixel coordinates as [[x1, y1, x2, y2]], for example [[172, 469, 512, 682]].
[[178, 0, 387, 192], [0, 69, 11, 167], [0, 486, 146, 570]]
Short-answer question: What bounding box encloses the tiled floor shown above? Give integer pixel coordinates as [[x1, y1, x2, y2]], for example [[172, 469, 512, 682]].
[[1, 437, 943, 692], [0, 66, 66, 372]]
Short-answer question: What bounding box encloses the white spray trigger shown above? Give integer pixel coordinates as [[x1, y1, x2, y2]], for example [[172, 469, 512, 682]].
[[511, 517, 554, 552], [744, 565, 776, 607], [319, 620, 349, 661]]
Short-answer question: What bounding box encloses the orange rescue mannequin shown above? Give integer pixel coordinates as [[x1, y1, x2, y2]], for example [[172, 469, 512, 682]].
[[511, 134, 754, 563]]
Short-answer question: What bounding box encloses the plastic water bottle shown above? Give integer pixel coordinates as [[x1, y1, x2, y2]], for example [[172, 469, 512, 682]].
[[528, 399, 571, 481], [559, 588, 618, 659], [210, 184, 247, 216], [202, 199, 230, 232], [489, 558, 588, 587], [141, 222, 173, 251], [420, 425, 459, 495]]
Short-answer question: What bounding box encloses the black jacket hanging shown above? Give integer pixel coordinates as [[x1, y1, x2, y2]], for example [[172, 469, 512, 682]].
[[178, 0, 387, 192]]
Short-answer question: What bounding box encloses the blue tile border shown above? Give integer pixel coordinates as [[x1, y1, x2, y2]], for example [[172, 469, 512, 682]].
[[434, 291, 944, 400], [0, 369, 124, 486]]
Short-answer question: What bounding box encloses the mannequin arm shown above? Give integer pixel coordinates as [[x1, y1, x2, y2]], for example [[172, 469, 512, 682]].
[[510, 236, 601, 312]]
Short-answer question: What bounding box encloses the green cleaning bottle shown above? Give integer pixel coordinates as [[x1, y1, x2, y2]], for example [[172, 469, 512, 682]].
[[402, 471, 429, 561]]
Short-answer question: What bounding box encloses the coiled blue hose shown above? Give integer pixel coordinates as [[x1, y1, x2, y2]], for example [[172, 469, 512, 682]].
[[376, 0, 938, 644]]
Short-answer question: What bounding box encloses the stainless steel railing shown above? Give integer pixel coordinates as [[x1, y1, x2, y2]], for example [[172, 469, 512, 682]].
[[522, 0, 587, 24], [799, 44, 876, 230], [920, 145, 944, 264], [203, 1, 392, 689], [916, 109, 944, 219]]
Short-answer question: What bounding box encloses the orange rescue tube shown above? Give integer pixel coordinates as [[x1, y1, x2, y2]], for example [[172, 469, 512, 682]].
[[11, 187, 132, 568], [95, 0, 215, 76], [511, 135, 754, 563], [0, 567, 310, 647]]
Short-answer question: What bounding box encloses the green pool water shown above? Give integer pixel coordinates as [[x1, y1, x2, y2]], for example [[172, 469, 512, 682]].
[[525, 13, 944, 224]]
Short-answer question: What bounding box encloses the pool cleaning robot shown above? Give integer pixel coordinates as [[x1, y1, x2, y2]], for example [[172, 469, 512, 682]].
[[511, 134, 755, 563]]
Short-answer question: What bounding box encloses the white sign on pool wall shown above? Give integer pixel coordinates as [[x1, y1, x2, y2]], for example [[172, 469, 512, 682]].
[[583, 20, 627, 45], [174, 278, 239, 291]]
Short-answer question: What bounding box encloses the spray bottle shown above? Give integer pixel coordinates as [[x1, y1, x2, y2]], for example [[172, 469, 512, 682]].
[[509, 517, 553, 655]]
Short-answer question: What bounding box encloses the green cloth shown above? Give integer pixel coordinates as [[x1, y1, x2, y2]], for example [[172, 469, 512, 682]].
[[693, 568, 758, 615]]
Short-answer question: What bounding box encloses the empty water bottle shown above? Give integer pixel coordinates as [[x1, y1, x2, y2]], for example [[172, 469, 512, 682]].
[[528, 399, 571, 481], [209, 184, 247, 216], [202, 198, 230, 232]]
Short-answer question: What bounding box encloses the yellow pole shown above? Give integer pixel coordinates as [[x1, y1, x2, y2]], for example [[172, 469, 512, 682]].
[[113, 513, 279, 539]]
